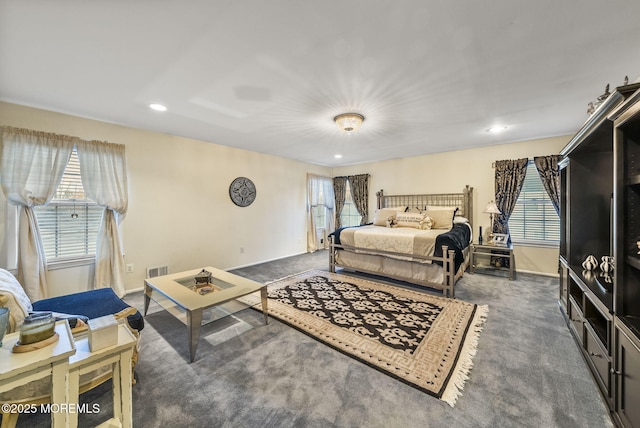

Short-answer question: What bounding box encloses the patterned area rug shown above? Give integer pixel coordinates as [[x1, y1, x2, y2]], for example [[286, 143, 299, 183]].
[[243, 270, 488, 406]]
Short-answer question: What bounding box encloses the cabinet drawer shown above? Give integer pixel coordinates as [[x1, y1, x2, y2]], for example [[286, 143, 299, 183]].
[[569, 298, 584, 344], [585, 324, 611, 397]]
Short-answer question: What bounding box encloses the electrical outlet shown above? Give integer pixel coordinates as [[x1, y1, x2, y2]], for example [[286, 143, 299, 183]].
[[126, 264, 134, 273]]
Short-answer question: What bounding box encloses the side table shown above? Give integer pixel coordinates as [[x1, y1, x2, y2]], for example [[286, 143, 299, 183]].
[[470, 242, 515, 280], [0, 321, 76, 427], [67, 323, 137, 428]]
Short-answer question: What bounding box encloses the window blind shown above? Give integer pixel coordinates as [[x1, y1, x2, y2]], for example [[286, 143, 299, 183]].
[[34, 149, 103, 261], [509, 161, 560, 245]]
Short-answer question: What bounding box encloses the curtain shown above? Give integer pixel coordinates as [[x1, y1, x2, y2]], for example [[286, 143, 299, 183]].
[[348, 174, 369, 225], [493, 158, 528, 268], [534, 155, 561, 215], [0, 126, 75, 300], [76, 140, 129, 297], [333, 176, 347, 230], [306, 174, 335, 252]]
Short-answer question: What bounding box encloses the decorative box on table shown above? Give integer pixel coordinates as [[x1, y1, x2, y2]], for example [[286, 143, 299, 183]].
[[88, 314, 117, 351]]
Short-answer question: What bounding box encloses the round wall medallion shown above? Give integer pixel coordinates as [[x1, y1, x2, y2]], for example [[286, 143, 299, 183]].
[[229, 177, 256, 207]]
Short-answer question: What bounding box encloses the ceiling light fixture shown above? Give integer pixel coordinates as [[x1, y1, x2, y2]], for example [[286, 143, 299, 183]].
[[149, 103, 167, 112], [487, 125, 507, 133], [334, 154, 342, 159], [334, 113, 364, 133]]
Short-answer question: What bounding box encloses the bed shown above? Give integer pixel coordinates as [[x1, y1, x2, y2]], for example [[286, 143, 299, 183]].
[[329, 186, 473, 298]]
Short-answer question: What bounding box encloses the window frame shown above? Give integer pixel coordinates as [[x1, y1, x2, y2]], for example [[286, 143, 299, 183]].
[[508, 160, 560, 248], [339, 182, 361, 228], [32, 148, 102, 269]]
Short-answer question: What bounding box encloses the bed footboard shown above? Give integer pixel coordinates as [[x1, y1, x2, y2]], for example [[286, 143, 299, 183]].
[[329, 235, 459, 298]]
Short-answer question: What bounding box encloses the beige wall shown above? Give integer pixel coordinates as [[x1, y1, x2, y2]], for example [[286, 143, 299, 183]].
[[0, 102, 330, 296], [333, 135, 570, 275], [1, 101, 568, 298]]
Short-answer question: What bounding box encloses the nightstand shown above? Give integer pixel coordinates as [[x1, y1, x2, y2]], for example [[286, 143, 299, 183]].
[[470, 242, 515, 280]]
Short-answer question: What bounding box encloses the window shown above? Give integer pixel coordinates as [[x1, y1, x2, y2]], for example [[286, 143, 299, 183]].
[[508, 160, 560, 246], [33, 149, 103, 263], [340, 182, 361, 227]]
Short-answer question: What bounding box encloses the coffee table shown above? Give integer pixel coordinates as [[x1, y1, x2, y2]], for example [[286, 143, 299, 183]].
[[144, 266, 268, 362]]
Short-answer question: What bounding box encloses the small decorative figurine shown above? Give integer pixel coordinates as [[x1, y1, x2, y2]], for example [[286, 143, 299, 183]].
[[600, 256, 614, 273], [582, 255, 598, 271]]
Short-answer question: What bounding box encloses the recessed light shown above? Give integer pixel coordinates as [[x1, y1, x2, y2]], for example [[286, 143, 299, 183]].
[[334, 154, 343, 159], [487, 125, 507, 133], [149, 103, 167, 112]]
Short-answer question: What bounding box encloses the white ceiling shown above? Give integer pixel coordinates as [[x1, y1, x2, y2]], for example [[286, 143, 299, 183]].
[[1, 1, 640, 167]]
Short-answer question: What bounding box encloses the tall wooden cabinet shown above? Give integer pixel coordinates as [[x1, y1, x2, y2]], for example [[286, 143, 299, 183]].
[[560, 83, 640, 427]]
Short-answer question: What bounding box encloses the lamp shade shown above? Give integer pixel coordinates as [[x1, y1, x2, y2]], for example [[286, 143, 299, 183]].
[[334, 113, 364, 133], [484, 201, 501, 214]]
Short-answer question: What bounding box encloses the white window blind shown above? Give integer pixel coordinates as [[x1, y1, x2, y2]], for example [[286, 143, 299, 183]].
[[33, 149, 103, 262], [509, 160, 560, 246]]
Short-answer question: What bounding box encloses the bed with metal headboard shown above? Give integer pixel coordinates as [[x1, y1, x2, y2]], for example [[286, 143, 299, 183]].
[[329, 186, 473, 298]]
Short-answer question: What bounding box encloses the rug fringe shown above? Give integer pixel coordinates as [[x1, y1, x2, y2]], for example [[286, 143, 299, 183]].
[[440, 304, 489, 407]]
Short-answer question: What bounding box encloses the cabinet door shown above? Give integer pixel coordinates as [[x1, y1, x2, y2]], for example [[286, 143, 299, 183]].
[[615, 324, 640, 427]]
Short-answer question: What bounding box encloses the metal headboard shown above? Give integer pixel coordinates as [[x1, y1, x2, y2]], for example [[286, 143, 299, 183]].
[[376, 185, 473, 226]]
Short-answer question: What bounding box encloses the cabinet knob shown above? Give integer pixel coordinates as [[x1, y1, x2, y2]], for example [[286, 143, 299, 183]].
[[589, 352, 602, 358], [610, 369, 622, 375]]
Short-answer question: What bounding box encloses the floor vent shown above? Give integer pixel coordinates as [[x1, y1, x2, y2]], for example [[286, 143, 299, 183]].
[[146, 265, 168, 278]]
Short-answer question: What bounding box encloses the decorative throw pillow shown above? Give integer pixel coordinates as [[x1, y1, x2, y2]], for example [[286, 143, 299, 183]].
[[395, 212, 432, 230], [0, 268, 33, 333], [426, 206, 458, 229], [373, 206, 408, 226]]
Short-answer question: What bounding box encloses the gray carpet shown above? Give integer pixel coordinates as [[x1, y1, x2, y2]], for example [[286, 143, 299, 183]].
[[13, 250, 613, 427]]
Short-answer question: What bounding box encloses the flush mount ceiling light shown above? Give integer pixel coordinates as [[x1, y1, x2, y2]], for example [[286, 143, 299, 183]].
[[149, 103, 167, 111], [334, 113, 365, 133], [487, 125, 507, 133]]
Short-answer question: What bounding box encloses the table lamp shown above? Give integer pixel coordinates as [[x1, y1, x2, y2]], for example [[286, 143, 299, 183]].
[[484, 201, 501, 244]]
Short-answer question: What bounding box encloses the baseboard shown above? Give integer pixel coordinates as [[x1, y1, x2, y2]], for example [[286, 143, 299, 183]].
[[226, 250, 316, 271], [124, 250, 321, 296], [515, 269, 559, 278]]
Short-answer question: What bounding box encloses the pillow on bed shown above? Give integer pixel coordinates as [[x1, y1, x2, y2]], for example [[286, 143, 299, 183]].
[[373, 208, 397, 226], [425, 206, 458, 229], [395, 212, 432, 229], [372, 206, 407, 226]]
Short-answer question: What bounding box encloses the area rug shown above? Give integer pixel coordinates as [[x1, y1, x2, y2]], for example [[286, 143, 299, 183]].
[[243, 270, 488, 406]]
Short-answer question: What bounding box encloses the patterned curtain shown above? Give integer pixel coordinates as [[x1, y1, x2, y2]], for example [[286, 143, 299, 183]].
[[333, 176, 347, 230], [494, 158, 529, 237], [491, 159, 528, 269], [348, 174, 370, 225], [534, 155, 561, 215]]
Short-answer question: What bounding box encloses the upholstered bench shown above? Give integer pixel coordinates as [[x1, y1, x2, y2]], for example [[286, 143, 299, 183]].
[[32, 287, 144, 333]]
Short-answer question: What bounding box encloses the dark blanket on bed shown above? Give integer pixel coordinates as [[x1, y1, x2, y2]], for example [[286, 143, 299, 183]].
[[433, 223, 471, 272], [330, 223, 471, 273]]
